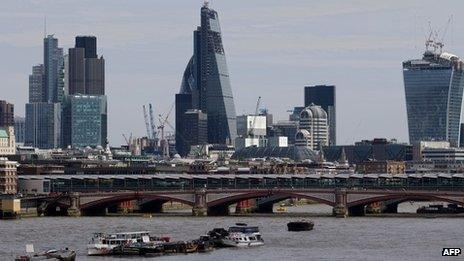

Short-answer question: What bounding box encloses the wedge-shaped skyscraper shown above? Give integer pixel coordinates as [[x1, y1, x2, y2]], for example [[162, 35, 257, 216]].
[[403, 43, 464, 146], [177, 2, 237, 147]]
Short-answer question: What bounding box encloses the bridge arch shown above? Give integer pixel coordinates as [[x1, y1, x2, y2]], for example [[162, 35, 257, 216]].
[[207, 191, 335, 215], [348, 194, 464, 209], [80, 193, 195, 215]]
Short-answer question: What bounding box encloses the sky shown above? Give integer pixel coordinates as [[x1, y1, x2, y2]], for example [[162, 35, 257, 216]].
[[1, 0, 464, 146]]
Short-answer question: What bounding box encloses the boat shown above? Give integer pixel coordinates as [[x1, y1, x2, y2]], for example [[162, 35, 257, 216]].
[[219, 223, 264, 247], [15, 246, 76, 261], [87, 231, 169, 256], [287, 220, 314, 231], [111, 242, 164, 256], [417, 204, 464, 214]]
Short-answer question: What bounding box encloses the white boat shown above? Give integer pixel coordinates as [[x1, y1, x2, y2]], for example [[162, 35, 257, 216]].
[[220, 224, 264, 247], [87, 231, 168, 256]]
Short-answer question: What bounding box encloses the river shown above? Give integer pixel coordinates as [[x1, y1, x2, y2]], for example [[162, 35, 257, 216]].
[[1, 203, 461, 260]]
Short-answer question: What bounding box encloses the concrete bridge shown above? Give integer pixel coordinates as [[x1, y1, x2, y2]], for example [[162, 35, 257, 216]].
[[24, 188, 464, 217]]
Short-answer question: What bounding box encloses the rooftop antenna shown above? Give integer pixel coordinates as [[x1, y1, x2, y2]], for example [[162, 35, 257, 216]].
[[43, 15, 47, 38]]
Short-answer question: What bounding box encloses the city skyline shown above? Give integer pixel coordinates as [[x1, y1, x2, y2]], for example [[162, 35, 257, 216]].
[[1, 1, 464, 146]]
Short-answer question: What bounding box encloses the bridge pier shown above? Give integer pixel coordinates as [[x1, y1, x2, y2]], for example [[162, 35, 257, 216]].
[[192, 189, 207, 216], [67, 193, 81, 217], [333, 188, 347, 218]]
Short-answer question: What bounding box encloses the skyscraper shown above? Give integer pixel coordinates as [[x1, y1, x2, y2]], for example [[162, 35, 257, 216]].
[[63, 36, 107, 148], [298, 104, 329, 150], [25, 102, 61, 149], [175, 93, 193, 156], [68, 36, 105, 95], [75, 36, 97, 58], [403, 42, 464, 146], [181, 109, 208, 156], [25, 36, 63, 149], [304, 85, 336, 145], [29, 64, 45, 103], [44, 35, 64, 103], [177, 2, 237, 146]]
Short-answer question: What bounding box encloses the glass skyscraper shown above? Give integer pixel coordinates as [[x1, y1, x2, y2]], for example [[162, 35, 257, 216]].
[[403, 47, 464, 146], [177, 2, 237, 145]]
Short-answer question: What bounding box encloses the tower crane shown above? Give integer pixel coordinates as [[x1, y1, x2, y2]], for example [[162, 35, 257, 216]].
[[158, 103, 175, 158], [148, 103, 157, 144], [142, 105, 152, 139]]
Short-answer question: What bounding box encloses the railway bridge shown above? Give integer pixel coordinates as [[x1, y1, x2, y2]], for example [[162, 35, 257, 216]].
[[23, 188, 464, 217]]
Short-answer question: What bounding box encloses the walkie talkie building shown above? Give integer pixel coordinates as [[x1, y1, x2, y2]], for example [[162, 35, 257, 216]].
[[403, 43, 464, 146]]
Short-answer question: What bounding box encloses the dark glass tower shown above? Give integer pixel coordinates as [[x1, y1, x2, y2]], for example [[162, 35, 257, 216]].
[[403, 44, 464, 146], [75, 36, 97, 58], [69, 36, 105, 95], [177, 2, 237, 145], [44, 35, 64, 103], [304, 85, 336, 145]]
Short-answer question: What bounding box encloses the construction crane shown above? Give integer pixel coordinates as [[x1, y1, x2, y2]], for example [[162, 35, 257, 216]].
[[158, 103, 175, 158], [148, 103, 157, 142], [122, 133, 132, 148], [142, 105, 152, 139], [248, 96, 261, 138]]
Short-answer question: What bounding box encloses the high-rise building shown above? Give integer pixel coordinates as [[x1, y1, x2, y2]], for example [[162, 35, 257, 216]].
[[25, 102, 61, 149], [75, 36, 97, 58], [61, 95, 107, 148], [175, 93, 193, 156], [304, 85, 336, 145], [29, 64, 45, 103], [177, 2, 237, 146], [0, 101, 14, 127], [182, 109, 208, 156], [14, 116, 25, 144], [68, 47, 85, 95], [299, 104, 329, 150], [403, 43, 464, 146], [44, 35, 64, 103], [68, 36, 105, 95]]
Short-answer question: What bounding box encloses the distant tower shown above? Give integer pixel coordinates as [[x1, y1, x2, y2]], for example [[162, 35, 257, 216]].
[[43, 35, 64, 103], [298, 104, 329, 150], [403, 40, 464, 146], [304, 85, 336, 145]]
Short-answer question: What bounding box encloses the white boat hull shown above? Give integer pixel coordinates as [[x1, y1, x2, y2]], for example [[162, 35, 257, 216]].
[[87, 244, 115, 256], [220, 239, 264, 247]]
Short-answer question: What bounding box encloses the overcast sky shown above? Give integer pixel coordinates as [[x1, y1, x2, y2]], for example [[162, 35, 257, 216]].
[[1, 0, 463, 146]]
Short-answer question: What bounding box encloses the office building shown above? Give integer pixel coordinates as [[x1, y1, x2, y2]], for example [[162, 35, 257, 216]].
[[181, 109, 208, 156], [62, 95, 107, 148], [14, 116, 25, 144], [356, 161, 406, 174], [299, 104, 329, 150], [269, 121, 299, 145], [68, 36, 105, 95], [177, 2, 237, 145], [175, 93, 193, 156], [29, 64, 45, 103], [323, 138, 413, 164], [44, 35, 64, 103], [25, 103, 61, 149], [75, 36, 97, 58], [0, 158, 17, 194], [0, 126, 15, 155], [236, 115, 267, 137], [403, 42, 464, 146], [304, 85, 336, 145], [0, 101, 14, 127]]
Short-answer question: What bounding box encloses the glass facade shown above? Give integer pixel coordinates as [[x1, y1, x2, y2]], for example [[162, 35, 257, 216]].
[[62, 95, 107, 148], [403, 51, 464, 146], [177, 3, 237, 146], [25, 102, 61, 149]]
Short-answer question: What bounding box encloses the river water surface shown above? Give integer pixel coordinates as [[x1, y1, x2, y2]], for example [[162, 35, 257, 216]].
[[1, 203, 462, 261]]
